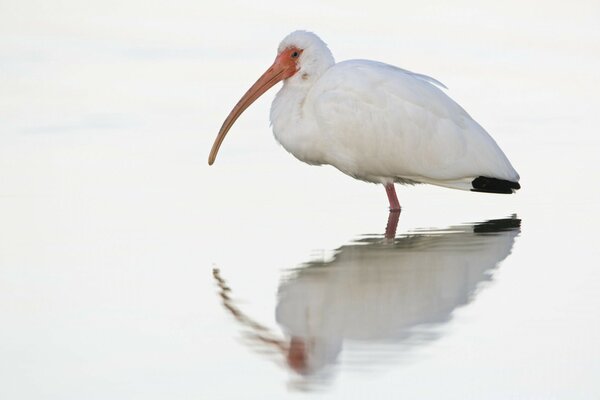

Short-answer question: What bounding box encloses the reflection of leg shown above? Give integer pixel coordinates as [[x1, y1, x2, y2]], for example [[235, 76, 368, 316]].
[[384, 183, 401, 211], [385, 210, 401, 239]]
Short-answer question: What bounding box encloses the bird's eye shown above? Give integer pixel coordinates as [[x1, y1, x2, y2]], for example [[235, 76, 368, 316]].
[[291, 51, 299, 58]]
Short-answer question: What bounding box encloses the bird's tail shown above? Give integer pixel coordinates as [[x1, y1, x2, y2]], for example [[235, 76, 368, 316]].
[[401, 176, 520, 194], [471, 176, 521, 194]]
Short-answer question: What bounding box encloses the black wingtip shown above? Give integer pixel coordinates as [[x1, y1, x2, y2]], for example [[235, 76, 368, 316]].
[[471, 176, 521, 194]]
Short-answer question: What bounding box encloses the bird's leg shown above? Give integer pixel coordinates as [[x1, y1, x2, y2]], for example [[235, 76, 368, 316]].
[[384, 209, 401, 240], [384, 183, 401, 211]]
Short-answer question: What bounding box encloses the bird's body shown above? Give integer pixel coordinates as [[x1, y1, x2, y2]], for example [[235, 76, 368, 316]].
[[209, 31, 520, 209], [272, 58, 518, 190]]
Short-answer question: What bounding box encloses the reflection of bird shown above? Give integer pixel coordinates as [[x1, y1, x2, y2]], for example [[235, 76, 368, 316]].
[[213, 217, 521, 382], [275, 217, 521, 377], [209, 31, 520, 210]]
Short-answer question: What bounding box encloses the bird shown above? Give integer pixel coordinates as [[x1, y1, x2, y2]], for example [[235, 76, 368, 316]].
[[208, 30, 520, 211]]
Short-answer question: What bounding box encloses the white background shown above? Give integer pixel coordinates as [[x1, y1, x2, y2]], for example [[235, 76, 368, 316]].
[[1, 1, 599, 398]]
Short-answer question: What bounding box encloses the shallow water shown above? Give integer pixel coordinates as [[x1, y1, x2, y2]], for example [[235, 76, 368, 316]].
[[215, 217, 521, 388], [1, 1, 600, 399]]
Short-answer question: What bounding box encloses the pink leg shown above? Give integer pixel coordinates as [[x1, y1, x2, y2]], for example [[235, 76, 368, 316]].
[[384, 209, 400, 239], [384, 183, 401, 211]]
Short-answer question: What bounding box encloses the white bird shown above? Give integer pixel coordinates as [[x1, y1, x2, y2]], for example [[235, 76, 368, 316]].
[[209, 31, 520, 210]]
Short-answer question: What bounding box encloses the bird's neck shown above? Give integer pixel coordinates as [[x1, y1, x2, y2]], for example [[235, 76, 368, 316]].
[[270, 83, 324, 165]]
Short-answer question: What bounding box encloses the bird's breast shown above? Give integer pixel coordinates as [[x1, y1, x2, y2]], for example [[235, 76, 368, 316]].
[[270, 86, 326, 165]]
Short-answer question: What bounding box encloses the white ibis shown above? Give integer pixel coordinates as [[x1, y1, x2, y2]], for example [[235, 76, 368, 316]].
[[209, 31, 520, 210]]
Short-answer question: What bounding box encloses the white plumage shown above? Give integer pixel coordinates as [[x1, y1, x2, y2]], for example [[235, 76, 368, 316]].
[[209, 30, 520, 209]]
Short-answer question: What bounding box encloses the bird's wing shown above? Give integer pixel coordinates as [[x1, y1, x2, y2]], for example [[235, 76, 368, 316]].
[[306, 60, 518, 185], [389, 65, 448, 90]]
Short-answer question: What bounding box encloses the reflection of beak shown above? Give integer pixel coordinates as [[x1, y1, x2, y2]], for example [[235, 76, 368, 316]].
[[208, 56, 294, 165]]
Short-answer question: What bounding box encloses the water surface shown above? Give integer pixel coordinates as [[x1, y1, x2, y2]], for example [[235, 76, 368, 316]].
[[1, 1, 599, 399]]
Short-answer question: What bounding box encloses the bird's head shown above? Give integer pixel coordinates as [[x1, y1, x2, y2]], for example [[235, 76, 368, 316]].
[[277, 30, 335, 86], [208, 30, 334, 165]]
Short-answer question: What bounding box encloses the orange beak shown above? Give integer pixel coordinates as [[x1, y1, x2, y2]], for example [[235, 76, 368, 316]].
[[208, 49, 299, 165]]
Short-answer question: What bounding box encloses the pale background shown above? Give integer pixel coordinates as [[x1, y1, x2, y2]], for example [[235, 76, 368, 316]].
[[1, 0, 599, 398]]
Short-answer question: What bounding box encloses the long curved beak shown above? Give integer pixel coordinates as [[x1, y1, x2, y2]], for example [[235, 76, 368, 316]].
[[208, 58, 291, 166]]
